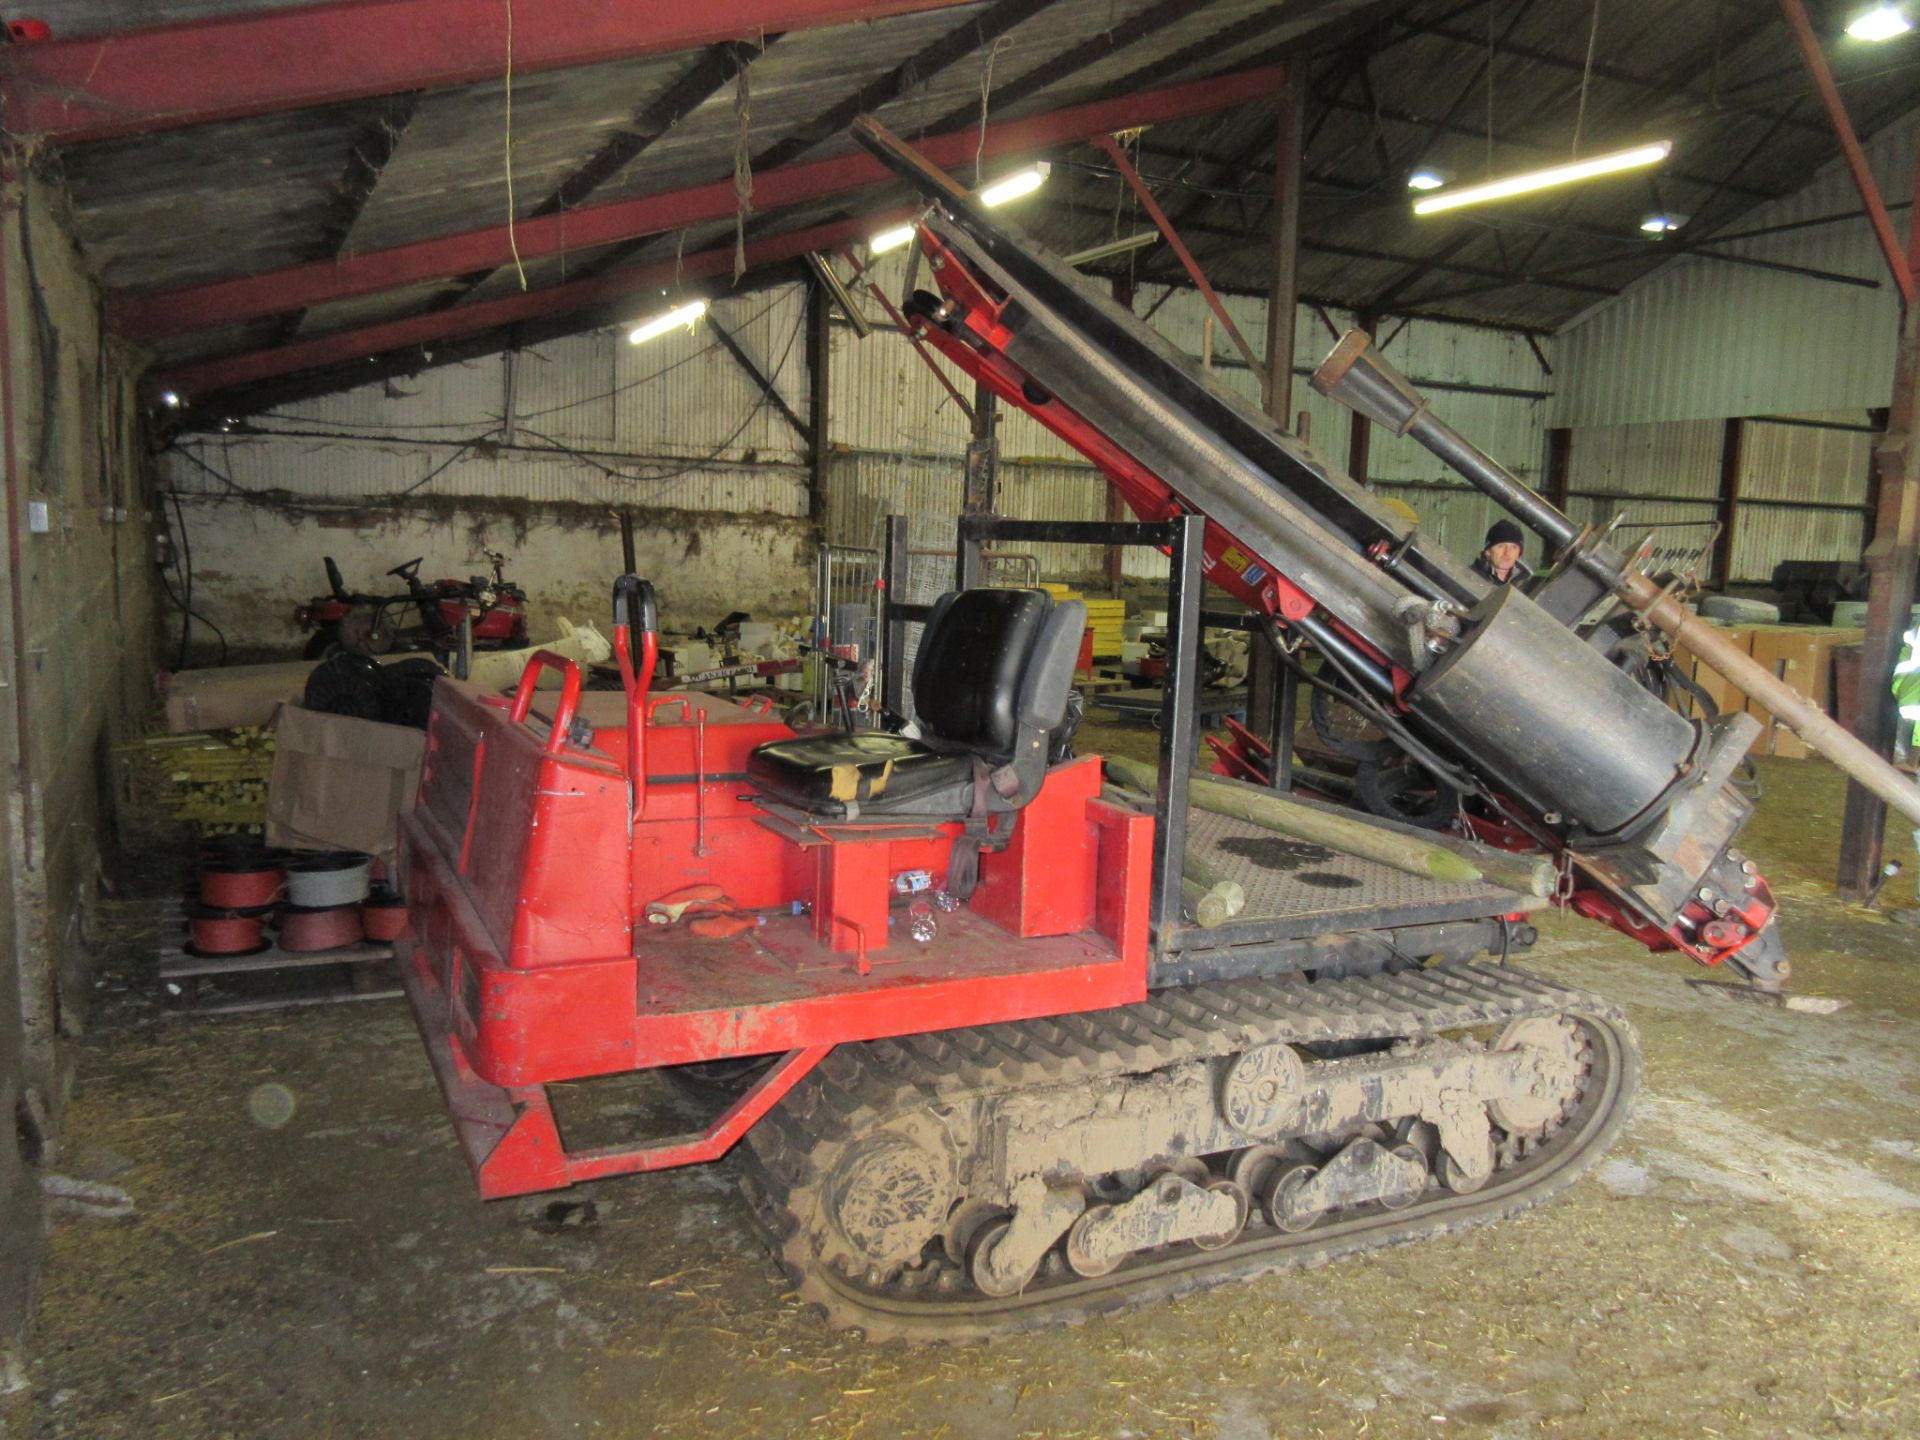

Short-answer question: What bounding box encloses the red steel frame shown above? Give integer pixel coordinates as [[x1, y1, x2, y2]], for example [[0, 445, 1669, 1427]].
[[122, 67, 1285, 343], [2, 0, 984, 145]]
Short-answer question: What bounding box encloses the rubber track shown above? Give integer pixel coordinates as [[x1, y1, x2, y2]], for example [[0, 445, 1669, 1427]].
[[738, 963, 1639, 1343]]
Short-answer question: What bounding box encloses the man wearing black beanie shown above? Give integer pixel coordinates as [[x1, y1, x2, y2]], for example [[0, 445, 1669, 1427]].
[[1473, 519, 1533, 587]]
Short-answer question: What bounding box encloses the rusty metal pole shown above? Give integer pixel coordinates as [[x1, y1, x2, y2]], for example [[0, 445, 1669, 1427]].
[[1769, 6, 1918, 893], [1837, 280, 1919, 895], [1249, 51, 1306, 788], [1107, 274, 1134, 595], [1776, 0, 1917, 307], [1713, 417, 1745, 589], [1094, 133, 1266, 387], [1261, 50, 1304, 423]]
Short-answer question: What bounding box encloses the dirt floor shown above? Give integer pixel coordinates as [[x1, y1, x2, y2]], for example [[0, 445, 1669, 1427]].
[[6, 720, 1920, 1440]]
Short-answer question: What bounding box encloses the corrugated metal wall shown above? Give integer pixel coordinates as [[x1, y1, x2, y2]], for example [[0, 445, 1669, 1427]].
[[165, 263, 1563, 599], [1558, 413, 1874, 584], [1553, 117, 1914, 428]]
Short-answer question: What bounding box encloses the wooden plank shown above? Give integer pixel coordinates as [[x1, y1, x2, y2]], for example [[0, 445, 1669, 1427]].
[[163, 987, 404, 1019], [160, 942, 394, 980]]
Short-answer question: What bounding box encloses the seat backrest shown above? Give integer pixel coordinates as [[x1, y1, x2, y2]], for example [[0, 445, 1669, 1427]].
[[911, 589, 1087, 756]]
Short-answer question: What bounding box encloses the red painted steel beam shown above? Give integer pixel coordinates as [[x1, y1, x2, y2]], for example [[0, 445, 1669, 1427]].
[[1091, 132, 1267, 387], [115, 66, 1284, 342], [155, 210, 912, 398], [1774, 0, 1917, 305], [2, 0, 980, 146]]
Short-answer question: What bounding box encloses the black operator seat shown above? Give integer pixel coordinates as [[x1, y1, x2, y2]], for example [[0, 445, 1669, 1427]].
[[747, 588, 1088, 821]]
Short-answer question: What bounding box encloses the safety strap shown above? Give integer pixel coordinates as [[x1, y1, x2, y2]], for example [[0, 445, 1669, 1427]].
[[946, 756, 1022, 899]]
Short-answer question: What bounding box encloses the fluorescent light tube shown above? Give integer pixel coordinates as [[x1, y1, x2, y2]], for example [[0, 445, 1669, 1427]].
[[1413, 142, 1673, 215], [628, 299, 708, 345]]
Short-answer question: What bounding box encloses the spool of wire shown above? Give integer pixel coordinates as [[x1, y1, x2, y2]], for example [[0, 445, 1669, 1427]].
[[360, 888, 409, 943], [185, 904, 270, 958], [278, 904, 365, 953], [198, 857, 286, 909], [285, 852, 372, 908]]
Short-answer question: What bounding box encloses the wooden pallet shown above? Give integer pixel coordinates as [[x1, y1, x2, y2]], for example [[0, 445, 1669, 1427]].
[[157, 898, 400, 1016]]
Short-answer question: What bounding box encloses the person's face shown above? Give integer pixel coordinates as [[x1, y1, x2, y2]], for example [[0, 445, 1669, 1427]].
[[1486, 541, 1521, 575]]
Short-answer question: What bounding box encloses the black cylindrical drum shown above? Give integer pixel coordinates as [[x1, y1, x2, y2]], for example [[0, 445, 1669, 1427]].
[[1410, 585, 1696, 835]]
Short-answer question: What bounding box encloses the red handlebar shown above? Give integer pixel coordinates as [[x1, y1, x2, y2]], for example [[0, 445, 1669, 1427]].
[[509, 650, 584, 753]]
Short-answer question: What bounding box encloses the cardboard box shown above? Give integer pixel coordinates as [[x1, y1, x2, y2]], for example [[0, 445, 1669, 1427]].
[[265, 704, 425, 861], [1741, 625, 1863, 760], [166, 655, 424, 733]]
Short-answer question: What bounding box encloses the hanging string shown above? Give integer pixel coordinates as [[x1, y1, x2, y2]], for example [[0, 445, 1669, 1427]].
[[1572, 0, 1603, 157], [503, 0, 527, 289], [975, 35, 1014, 184], [732, 43, 758, 283]]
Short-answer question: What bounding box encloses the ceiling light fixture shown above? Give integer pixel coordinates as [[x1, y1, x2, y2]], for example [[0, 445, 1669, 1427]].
[[160, 390, 183, 408], [1063, 230, 1161, 266], [1639, 213, 1686, 235], [977, 162, 1051, 207], [868, 162, 1052, 254], [628, 298, 708, 345], [1845, 4, 1913, 40], [1406, 167, 1448, 192], [1413, 141, 1673, 215], [866, 223, 918, 256]]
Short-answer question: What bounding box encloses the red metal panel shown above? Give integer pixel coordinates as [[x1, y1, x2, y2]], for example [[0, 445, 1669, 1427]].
[[122, 66, 1285, 344], [1088, 798, 1152, 970], [399, 924, 833, 1199], [970, 754, 1102, 938], [812, 838, 893, 958], [4, 0, 981, 146]]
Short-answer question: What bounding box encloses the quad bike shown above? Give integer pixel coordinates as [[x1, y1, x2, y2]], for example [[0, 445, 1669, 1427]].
[[295, 550, 528, 658]]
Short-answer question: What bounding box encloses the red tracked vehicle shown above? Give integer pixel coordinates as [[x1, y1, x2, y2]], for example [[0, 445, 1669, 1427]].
[[396, 121, 1790, 1340]]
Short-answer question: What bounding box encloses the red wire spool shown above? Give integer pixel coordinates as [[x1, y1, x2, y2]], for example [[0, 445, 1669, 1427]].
[[278, 904, 365, 953], [198, 859, 286, 910], [360, 893, 409, 943], [185, 905, 267, 957]]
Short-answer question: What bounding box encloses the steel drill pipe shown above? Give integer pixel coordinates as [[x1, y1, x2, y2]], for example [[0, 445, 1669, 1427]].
[[1312, 332, 1920, 829]]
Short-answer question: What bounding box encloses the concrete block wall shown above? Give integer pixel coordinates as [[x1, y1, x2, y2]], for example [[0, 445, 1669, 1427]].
[[0, 175, 159, 1371]]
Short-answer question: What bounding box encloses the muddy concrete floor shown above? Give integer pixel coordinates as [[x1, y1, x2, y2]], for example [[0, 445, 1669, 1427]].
[[8, 722, 1920, 1440]]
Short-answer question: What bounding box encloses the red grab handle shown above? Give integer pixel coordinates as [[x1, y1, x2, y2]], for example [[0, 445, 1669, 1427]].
[[509, 650, 583, 753]]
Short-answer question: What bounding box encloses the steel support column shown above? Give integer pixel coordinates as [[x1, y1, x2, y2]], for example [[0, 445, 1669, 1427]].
[[1545, 427, 1572, 513], [1151, 515, 1207, 951], [881, 515, 910, 718], [1248, 50, 1305, 787], [1713, 418, 1746, 588], [1838, 286, 1920, 897], [1261, 49, 1305, 422], [807, 282, 832, 529]]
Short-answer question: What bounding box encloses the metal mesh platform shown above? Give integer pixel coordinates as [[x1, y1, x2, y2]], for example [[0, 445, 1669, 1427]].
[[1181, 805, 1541, 946]]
